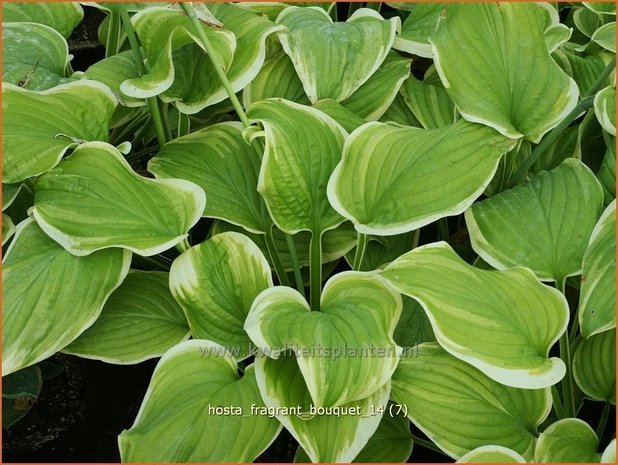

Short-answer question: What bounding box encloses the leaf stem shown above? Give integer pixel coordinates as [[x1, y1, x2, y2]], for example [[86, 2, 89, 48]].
[[310, 232, 322, 311], [508, 56, 616, 187], [551, 385, 566, 420], [118, 5, 169, 147], [556, 276, 576, 418], [352, 232, 368, 271], [264, 227, 290, 287], [437, 218, 450, 243], [179, 2, 250, 128], [285, 233, 305, 296], [411, 434, 448, 456], [596, 401, 610, 439], [105, 11, 122, 57], [177, 112, 191, 137]]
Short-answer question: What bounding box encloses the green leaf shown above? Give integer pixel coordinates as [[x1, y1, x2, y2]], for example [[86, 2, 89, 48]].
[[340, 52, 412, 121], [592, 22, 617, 52], [466, 159, 605, 284], [32, 142, 205, 256], [485, 140, 531, 197], [2, 396, 36, 429], [574, 6, 604, 38], [2, 81, 117, 184], [2, 213, 15, 246], [255, 353, 390, 462], [170, 232, 272, 360], [391, 343, 551, 460], [379, 92, 422, 127], [328, 120, 514, 235], [583, 2, 616, 16], [457, 445, 526, 463], [400, 71, 457, 129], [579, 200, 616, 337], [163, 3, 285, 114], [84, 51, 143, 107], [63, 271, 190, 364], [3, 22, 71, 91], [2, 366, 42, 399], [2, 183, 23, 211], [149, 122, 270, 233], [313, 99, 368, 133], [430, 2, 579, 142], [553, 49, 608, 95], [602, 438, 616, 463], [276, 7, 399, 102], [346, 231, 419, 271], [598, 144, 616, 204], [534, 418, 601, 463], [381, 242, 569, 389], [120, 6, 236, 104], [2, 219, 130, 375], [245, 272, 401, 407], [595, 85, 616, 136], [118, 340, 281, 462], [394, 296, 436, 350], [392, 2, 444, 58], [573, 329, 616, 403], [530, 126, 578, 175], [536, 2, 572, 53], [247, 98, 346, 234], [2, 2, 84, 38], [294, 408, 413, 463], [243, 53, 310, 108]]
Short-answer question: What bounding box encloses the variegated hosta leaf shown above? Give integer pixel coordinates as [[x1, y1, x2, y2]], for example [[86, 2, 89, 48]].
[[379, 92, 422, 127], [592, 22, 616, 52], [573, 329, 616, 403], [87, 2, 171, 13], [391, 343, 551, 460], [32, 142, 205, 256], [393, 2, 444, 58], [553, 49, 608, 96], [2, 2, 84, 38], [583, 2, 616, 16], [148, 122, 270, 233], [573, 6, 603, 39], [400, 71, 457, 129], [602, 439, 616, 463], [84, 51, 143, 107], [595, 85, 616, 136], [2, 213, 15, 246], [579, 200, 616, 337], [120, 6, 236, 103], [534, 418, 601, 463], [276, 6, 399, 102], [598, 144, 616, 204], [63, 271, 190, 364], [536, 2, 571, 53], [380, 243, 569, 389], [255, 353, 390, 463], [313, 99, 367, 133], [3, 22, 71, 91], [466, 159, 605, 284], [457, 445, 526, 463], [2, 219, 130, 375], [2, 81, 116, 184], [340, 52, 411, 121], [245, 272, 401, 407], [430, 2, 579, 142], [485, 140, 531, 197], [170, 232, 273, 360], [328, 120, 514, 235], [247, 98, 346, 234], [211, 220, 357, 271], [118, 340, 281, 462]]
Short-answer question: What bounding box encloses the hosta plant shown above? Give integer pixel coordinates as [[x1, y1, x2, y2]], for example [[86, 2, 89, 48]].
[[2, 1, 616, 463]]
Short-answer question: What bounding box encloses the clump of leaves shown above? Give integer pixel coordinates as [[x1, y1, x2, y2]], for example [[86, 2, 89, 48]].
[[2, 1, 616, 463]]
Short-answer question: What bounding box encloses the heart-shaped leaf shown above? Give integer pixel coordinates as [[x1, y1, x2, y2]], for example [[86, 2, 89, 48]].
[[148, 122, 270, 233], [255, 353, 390, 462], [573, 329, 616, 404], [245, 271, 402, 407], [380, 242, 569, 389], [430, 2, 579, 142], [595, 85, 616, 136], [457, 446, 526, 463], [32, 142, 205, 256], [3, 2, 83, 38], [579, 200, 616, 337], [2, 81, 116, 183], [63, 271, 190, 364], [534, 418, 601, 462], [276, 7, 399, 102], [2, 219, 130, 375], [3, 22, 71, 91], [247, 98, 346, 234], [170, 232, 273, 360], [120, 6, 236, 103], [392, 343, 551, 460], [466, 159, 605, 285], [118, 340, 281, 462], [328, 120, 514, 235], [392, 2, 444, 58]]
